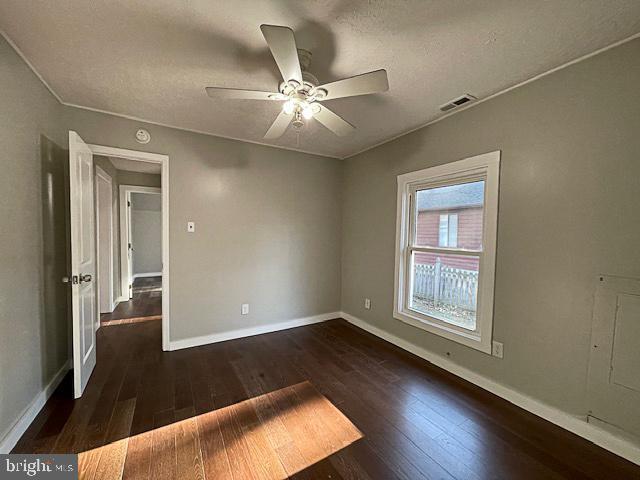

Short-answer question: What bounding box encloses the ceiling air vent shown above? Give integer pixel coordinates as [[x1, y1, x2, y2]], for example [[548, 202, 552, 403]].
[[440, 94, 477, 112]]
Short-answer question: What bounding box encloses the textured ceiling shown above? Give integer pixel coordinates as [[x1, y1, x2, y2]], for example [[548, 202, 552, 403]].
[[1, 1, 639, 158]]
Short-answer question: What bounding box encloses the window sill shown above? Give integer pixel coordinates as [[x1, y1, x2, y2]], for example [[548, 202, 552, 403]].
[[393, 309, 492, 354]]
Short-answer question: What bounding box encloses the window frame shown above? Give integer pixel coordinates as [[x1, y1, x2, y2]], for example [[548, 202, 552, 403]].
[[393, 151, 500, 354]]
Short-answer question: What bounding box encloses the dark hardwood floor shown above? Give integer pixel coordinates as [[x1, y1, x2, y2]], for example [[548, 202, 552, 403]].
[[101, 276, 162, 325], [12, 319, 640, 479]]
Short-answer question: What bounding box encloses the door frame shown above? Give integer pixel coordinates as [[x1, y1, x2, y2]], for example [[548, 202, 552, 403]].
[[94, 165, 114, 319], [119, 185, 161, 300], [87, 144, 170, 351]]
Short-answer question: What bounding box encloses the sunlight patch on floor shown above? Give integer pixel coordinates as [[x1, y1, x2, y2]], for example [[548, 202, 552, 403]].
[[78, 381, 362, 479], [100, 315, 162, 326]]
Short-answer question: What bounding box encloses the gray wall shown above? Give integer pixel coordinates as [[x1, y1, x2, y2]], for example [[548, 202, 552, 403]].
[[0, 35, 67, 442], [341, 38, 640, 417], [131, 193, 162, 275], [118, 170, 160, 188], [61, 106, 343, 342]]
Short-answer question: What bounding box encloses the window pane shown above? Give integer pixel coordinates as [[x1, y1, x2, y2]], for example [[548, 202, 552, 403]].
[[438, 214, 448, 246], [415, 181, 484, 250], [448, 214, 458, 247], [410, 252, 479, 330]]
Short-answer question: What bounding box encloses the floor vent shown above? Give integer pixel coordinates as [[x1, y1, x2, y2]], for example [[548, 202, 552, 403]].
[[440, 94, 477, 112]]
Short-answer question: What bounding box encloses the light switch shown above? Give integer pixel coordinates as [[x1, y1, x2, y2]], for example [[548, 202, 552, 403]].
[[241, 303, 249, 315], [187, 221, 195, 233]]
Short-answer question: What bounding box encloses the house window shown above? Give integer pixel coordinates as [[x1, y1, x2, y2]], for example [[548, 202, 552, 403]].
[[394, 151, 500, 353], [438, 213, 458, 247]]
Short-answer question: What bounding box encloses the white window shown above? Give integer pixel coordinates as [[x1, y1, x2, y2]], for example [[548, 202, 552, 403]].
[[438, 213, 458, 247], [394, 151, 500, 353]]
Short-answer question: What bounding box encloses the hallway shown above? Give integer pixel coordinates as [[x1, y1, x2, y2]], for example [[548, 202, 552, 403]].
[[100, 276, 162, 326]]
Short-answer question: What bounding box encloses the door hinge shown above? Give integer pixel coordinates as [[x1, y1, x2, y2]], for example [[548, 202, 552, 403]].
[[127, 201, 131, 207], [128, 242, 132, 250]]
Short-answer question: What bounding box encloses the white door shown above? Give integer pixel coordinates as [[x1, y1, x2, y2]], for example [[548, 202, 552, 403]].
[[95, 169, 113, 314], [69, 131, 97, 398]]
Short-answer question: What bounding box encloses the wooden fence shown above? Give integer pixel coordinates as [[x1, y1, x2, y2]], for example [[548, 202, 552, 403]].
[[413, 260, 478, 311]]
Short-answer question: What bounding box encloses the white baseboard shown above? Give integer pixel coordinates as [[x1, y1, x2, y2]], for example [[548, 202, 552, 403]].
[[169, 311, 341, 351], [0, 359, 71, 453], [115, 296, 128, 304], [340, 311, 640, 466], [132, 272, 162, 279]]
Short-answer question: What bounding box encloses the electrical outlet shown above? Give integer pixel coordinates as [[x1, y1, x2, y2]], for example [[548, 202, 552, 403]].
[[492, 340, 504, 359], [241, 303, 249, 315], [364, 298, 371, 310], [187, 221, 195, 233]]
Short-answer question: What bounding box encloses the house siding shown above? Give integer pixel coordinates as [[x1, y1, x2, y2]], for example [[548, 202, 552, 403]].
[[415, 207, 483, 270]]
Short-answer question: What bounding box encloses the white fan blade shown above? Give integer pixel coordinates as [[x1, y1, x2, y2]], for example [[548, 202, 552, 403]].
[[206, 87, 286, 100], [317, 69, 388, 101], [264, 110, 292, 139], [260, 24, 303, 84], [314, 105, 355, 136]]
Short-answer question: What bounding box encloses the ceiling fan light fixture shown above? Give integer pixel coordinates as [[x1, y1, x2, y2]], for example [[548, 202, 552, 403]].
[[302, 105, 314, 119], [282, 99, 296, 115], [282, 96, 316, 119]]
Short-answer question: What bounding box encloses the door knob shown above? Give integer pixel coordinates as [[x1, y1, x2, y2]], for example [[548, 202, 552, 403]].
[[80, 274, 92, 283]]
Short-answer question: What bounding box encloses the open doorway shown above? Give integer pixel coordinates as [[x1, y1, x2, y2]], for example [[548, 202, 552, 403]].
[[94, 150, 168, 329], [91, 149, 169, 343], [118, 186, 162, 302], [101, 185, 163, 325]]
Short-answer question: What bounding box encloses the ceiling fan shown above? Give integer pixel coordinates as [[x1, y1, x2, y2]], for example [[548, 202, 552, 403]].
[[205, 24, 389, 139]]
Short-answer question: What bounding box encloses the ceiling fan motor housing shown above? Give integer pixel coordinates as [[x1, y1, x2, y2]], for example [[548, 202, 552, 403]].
[[279, 48, 323, 99], [291, 48, 315, 124]]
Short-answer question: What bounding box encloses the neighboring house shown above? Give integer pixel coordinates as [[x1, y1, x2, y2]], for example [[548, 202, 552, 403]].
[[415, 181, 483, 271]]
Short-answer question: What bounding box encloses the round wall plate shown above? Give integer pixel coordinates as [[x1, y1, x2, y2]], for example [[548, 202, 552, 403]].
[[135, 128, 151, 144]]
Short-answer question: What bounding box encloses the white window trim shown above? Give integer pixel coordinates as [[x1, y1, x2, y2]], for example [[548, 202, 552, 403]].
[[393, 151, 500, 354]]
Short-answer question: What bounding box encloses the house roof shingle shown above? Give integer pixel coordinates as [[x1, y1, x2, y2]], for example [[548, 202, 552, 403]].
[[417, 181, 484, 211]]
